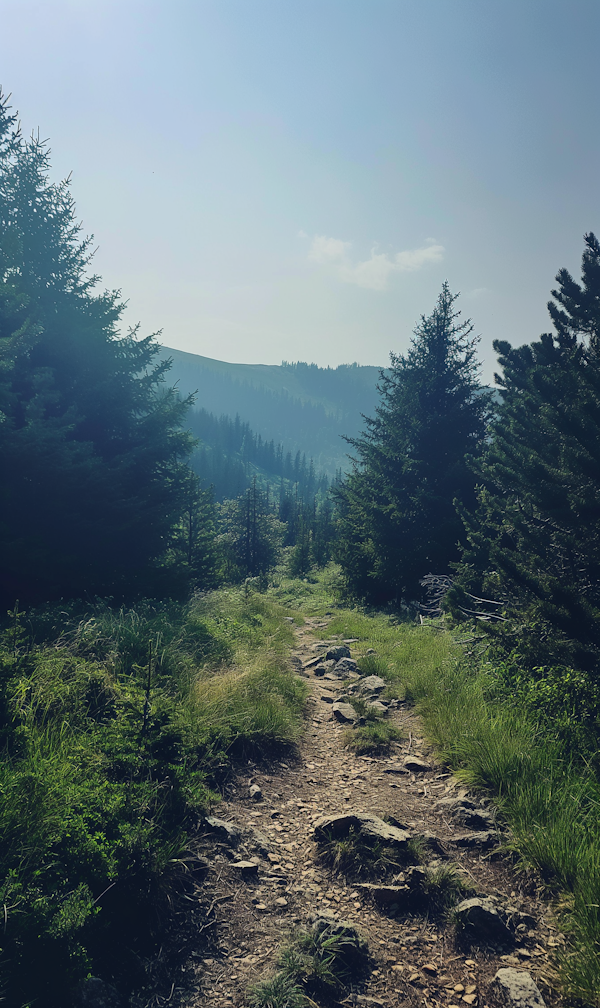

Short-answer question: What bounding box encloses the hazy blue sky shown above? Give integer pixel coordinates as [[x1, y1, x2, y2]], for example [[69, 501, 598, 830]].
[[1, 0, 599, 378]]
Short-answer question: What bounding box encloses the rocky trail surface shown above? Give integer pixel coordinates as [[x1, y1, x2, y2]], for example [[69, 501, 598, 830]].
[[173, 618, 564, 1008]]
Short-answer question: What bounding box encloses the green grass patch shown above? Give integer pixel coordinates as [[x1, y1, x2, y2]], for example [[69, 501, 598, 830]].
[[316, 825, 419, 879], [410, 864, 472, 914], [248, 918, 369, 1007], [392, 625, 600, 1007], [343, 721, 404, 754], [0, 587, 305, 1007]]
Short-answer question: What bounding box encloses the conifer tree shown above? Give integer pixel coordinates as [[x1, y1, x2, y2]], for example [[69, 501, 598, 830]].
[[0, 91, 203, 604], [335, 283, 491, 603], [450, 233, 600, 672]]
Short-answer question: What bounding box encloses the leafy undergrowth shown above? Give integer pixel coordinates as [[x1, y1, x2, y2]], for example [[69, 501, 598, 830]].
[[0, 589, 305, 1007], [247, 919, 369, 1008]]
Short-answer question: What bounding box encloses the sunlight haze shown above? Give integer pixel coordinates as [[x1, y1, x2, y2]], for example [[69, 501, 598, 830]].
[[1, 0, 599, 379]]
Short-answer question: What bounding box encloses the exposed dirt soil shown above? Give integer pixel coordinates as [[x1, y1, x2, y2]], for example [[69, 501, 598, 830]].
[[165, 617, 565, 1008]]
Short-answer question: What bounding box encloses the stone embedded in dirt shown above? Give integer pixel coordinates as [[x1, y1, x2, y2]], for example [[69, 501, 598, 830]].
[[326, 645, 352, 661], [76, 977, 122, 1008], [332, 702, 358, 723], [383, 764, 408, 775], [313, 812, 411, 850], [450, 830, 498, 849], [204, 816, 243, 845], [455, 897, 512, 944], [366, 700, 389, 717], [343, 638, 360, 644], [313, 664, 327, 676], [232, 860, 259, 876], [303, 654, 326, 669], [513, 911, 537, 929], [356, 882, 411, 906], [334, 657, 358, 673], [357, 674, 386, 694], [437, 795, 477, 811], [413, 830, 447, 856], [422, 962, 438, 975], [249, 784, 262, 801], [403, 756, 432, 772], [490, 968, 545, 1008], [312, 915, 368, 952], [404, 865, 429, 889], [320, 693, 336, 703], [452, 806, 495, 830]]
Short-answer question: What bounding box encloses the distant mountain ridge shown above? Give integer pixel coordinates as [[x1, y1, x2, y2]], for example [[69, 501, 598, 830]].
[[159, 347, 383, 476]]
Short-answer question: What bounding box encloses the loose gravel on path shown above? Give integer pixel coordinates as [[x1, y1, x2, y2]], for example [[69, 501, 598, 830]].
[[179, 618, 564, 1008]]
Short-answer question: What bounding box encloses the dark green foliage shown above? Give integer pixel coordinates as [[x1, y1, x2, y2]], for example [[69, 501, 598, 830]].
[[450, 233, 600, 698], [288, 511, 312, 577], [335, 283, 491, 604], [188, 408, 330, 503], [0, 638, 209, 1006], [168, 481, 221, 592], [217, 479, 286, 579], [0, 91, 208, 606]]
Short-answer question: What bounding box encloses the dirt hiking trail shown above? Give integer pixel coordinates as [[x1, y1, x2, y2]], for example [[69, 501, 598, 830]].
[[178, 616, 564, 1008]]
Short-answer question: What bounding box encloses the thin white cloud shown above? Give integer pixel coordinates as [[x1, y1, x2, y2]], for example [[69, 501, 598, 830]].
[[297, 229, 308, 238], [308, 235, 444, 290]]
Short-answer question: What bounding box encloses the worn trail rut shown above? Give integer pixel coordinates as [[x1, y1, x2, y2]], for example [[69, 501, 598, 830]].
[[178, 617, 563, 1008]]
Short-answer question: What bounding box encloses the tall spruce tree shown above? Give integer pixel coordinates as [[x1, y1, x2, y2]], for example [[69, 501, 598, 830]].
[[450, 233, 600, 673], [334, 283, 491, 604], [0, 91, 204, 605]]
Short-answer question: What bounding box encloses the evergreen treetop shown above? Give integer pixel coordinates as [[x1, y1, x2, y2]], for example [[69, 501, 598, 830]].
[[450, 233, 600, 673], [0, 89, 204, 605], [335, 283, 491, 603]]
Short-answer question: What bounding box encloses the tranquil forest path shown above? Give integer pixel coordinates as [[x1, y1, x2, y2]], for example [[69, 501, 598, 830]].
[[183, 616, 563, 1008]]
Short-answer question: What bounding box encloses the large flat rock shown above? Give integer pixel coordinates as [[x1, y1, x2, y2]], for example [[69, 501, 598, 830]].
[[490, 969, 545, 1008], [332, 702, 357, 723], [455, 897, 512, 944], [313, 812, 411, 850]]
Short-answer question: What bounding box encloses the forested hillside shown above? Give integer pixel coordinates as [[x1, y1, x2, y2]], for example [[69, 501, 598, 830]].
[[160, 347, 381, 476], [187, 408, 331, 503]]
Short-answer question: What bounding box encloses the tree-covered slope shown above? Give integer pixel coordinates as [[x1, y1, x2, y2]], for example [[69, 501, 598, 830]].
[[159, 347, 382, 476]]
